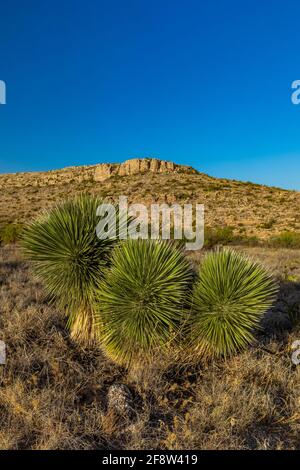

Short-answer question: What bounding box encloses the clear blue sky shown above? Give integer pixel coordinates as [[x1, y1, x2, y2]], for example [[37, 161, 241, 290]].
[[1, 0, 300, 189]]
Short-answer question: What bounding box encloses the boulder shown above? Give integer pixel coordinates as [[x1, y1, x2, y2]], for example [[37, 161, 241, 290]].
[[107, 383, 135, 418]]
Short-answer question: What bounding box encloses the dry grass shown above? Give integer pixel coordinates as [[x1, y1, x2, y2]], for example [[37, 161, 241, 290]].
[[1, 244, 300, 450]]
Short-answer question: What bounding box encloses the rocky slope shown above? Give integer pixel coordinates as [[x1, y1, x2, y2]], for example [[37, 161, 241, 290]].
[[0, 158, 197, 189], [0, 158, 299, 240]]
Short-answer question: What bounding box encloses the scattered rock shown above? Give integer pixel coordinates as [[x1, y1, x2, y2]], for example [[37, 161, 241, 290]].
[[107, 383, 135, 418]]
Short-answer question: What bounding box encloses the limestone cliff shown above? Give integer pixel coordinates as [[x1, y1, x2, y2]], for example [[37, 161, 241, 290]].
[[94, 158, 197, 181], [0, 158, 198, 189]]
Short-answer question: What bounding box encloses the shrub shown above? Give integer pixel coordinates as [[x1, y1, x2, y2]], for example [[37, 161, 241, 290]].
[[21, 194, 121, 343], [0, 223, 23, 244], [269, 231, 300, 249], [236, 235, 260, 247], [204, 226, 235, 248], [189, 249, 277, 358], [261, 218, 276, 230], [95, 239, 193, 367]]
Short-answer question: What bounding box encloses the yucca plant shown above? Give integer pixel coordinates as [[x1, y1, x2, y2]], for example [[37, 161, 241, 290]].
[[21, 194, 122, 343], [189, 249, 278, 358], [95, 239, 193, 368]]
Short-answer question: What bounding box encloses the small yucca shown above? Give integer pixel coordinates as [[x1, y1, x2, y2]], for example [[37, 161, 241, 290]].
[[21, 194, 120, 343], [95, 239, 193, 367], [189, 249, 278, 357]]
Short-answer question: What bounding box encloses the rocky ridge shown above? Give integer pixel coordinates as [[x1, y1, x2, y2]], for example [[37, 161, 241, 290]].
[[0, 158, 197, 189]]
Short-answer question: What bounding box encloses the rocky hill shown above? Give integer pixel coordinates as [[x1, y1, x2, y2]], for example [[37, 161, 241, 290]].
[[0, 158, 299, 240], [0, 158, 197, 189]]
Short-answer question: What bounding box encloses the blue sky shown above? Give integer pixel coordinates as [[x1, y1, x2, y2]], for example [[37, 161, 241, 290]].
[[0, 0, 300, 189]]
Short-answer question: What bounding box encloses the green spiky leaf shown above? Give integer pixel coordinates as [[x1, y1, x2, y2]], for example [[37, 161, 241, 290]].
[[21, 194, 122, 342], [189, 249, 278, 357], [96, 239, 193, 366]]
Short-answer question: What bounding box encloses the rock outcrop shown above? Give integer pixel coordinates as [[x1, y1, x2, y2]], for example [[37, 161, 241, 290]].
[[94, 158, 197, 181], [0, 158, 198, 189]]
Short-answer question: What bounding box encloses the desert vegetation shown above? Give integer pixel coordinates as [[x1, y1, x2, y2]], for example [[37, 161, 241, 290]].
[[19, 195, 278, 368], [189, 249, 277, 357], [1, 159, 300, 242], [1, 165, 300, 450], [95, 238, 193, 368], [1, 242, 300, 449], [20, 195, 121, 343]]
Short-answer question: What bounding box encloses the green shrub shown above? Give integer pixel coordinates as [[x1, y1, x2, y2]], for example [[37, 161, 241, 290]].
[[21, 194, 121, 343], [237, 235, 260, 247], [189, 249, 277, 358], [0, 223, 23, 244], [203, 183, 222, 192], [96, 239, 193, 367], [204, 226, 235, 248], [269, 231, 300, 248], [261, 218, 276, 229], [204, 226, 261, 248]]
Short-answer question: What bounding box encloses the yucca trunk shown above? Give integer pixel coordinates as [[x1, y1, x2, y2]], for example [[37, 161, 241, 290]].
[[69, 305, 99, 345]]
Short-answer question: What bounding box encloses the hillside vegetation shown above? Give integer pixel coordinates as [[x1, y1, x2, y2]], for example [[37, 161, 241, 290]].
[[0, 159, 299, 241]]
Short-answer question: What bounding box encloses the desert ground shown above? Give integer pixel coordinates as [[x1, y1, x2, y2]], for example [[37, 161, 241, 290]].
[[1, 243, 300, 450], [1, 161, 300, 449]]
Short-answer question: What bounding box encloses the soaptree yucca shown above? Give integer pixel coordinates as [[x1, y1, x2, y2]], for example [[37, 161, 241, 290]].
[[189, 249, 278, 358], [96, 239, 193, 367], [21, 194, 121, 343]]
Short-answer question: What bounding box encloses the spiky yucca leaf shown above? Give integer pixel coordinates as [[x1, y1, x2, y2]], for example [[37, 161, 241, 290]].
[[21, 194, 121, 343], [96, 239, 193, 367], [189, 249, 278, 357]]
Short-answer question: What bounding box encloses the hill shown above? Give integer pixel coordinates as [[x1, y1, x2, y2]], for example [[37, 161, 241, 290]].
[[0, 158, 299, 240]]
